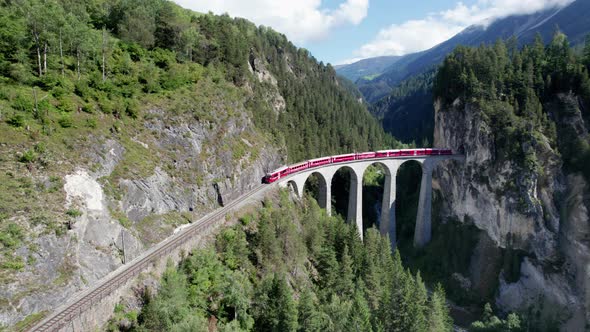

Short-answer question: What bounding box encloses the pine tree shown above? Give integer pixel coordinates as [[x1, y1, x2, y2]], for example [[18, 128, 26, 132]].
[[391, 269, 412, 332], [322, 294, 352, 331], [275, 276, 299, 332], [506, 313, 522, 331], [297, 288, 322, 332], [361, 229, 383, 312], [336, 245, 355, 299], [317, 246, 339, 298], [408, 272, 428, 332], [141, 262, 190, 331], [427, 283, 452, 332], [347, 283, 372, 332]]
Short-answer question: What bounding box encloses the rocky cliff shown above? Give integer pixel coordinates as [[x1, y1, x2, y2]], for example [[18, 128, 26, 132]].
[[433, 94, 590, 330]]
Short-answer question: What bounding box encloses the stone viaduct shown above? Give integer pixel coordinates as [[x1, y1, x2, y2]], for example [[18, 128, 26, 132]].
[[278, 155, 463, 247]]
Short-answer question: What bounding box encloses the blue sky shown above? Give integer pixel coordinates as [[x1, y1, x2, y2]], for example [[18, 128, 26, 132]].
[[306, 0, 472, 64], [173, 0, 574, 65]]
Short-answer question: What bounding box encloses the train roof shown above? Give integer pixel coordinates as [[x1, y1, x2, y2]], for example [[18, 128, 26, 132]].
[[308, 156, 331, 162], [268, 165, 289, 174]]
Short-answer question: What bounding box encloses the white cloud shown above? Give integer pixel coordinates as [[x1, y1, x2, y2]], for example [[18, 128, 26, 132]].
[[349, 0, 575, 61], [173, 0, 369, 43]]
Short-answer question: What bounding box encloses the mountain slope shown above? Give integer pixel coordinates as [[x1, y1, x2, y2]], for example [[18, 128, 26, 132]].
[[334, 55, 402, 82], [370, 69, 436, 143]]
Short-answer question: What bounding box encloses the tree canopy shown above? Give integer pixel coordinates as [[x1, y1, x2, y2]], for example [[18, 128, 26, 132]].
[[108, 192, 454, 331]]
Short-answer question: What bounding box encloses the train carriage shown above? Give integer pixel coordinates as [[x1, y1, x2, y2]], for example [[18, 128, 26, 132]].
[[289, 161, 309, 174], [332, 153, 356, 163], [399, 149, 414, 156], [309, 157, 332, 168], [376, 150, 390, 158], [356, 151, 376, 160], [389, 149, 402, 157]]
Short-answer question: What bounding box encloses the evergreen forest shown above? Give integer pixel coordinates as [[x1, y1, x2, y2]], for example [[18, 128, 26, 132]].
[[107, 192, 454, 332], [434, 33, 590, 181], [0, 0, 395, 165]]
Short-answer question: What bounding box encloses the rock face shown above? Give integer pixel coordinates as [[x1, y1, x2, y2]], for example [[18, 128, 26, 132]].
[[0, 83, 282, 327], [433, 95, 590, 329]]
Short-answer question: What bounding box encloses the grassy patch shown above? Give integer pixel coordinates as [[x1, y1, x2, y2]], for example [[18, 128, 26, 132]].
[[109, 136, 159, 181], [111, 209, 132, 228], [53, 258, 76, 286], [65, 209, 82, 218], [12, 311, 48, 331], [1, 255, 25, 271], [362, 73, 380, 81], [0, 223, 24, 249], [135, 211, 192, 246]]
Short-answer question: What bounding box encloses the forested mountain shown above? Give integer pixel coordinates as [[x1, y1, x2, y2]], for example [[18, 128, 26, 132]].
[[370, 69, 436, 144], [0, 0, 397, 328], [427, 32, 590, 330]]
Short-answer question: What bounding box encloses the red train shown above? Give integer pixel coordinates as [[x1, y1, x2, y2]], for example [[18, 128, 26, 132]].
[[262, 148, 453, 184]]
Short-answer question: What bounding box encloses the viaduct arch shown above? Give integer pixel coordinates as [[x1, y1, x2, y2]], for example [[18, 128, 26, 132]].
[[279, 155, 463, 247]]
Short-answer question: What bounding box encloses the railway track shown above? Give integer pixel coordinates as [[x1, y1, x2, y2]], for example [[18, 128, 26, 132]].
[[27, 184, 269, 332]]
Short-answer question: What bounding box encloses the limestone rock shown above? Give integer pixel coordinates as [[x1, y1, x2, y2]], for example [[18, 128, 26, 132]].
[[433, 94, 590, 329]]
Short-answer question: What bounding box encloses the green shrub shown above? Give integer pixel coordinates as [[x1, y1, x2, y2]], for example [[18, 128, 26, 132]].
[[98, 96, 114, 114], [65, 209, 82, 218], [126, 99, 139, 118], [34, 142, 46, 154], [18, 149, 37, 163], [74, 80, 91, 99], [8, 63, 33, 84], [150, 48, 176, 69], [161, 63, 190, 90], [6, 113, 24, 127], [117, 216, 131, 228], [57, 97, 76, 113], [81, 103, 94, 113], [86, 118, 97, 128], [12, 93, 33, 112], [58, 115, 73, 128], [0, 223, 24, 248], [0, 86, 9, 100], [38, 73, 62, 89], [2, 256, 25, 270], [51, 86, 67, 98], [35, 99, 52, 119], [139, 62, 161, 93]]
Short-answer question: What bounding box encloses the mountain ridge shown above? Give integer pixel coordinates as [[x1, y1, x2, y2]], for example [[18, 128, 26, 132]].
[[339, 0, 589, 104], [338, 0, 590, 145]]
